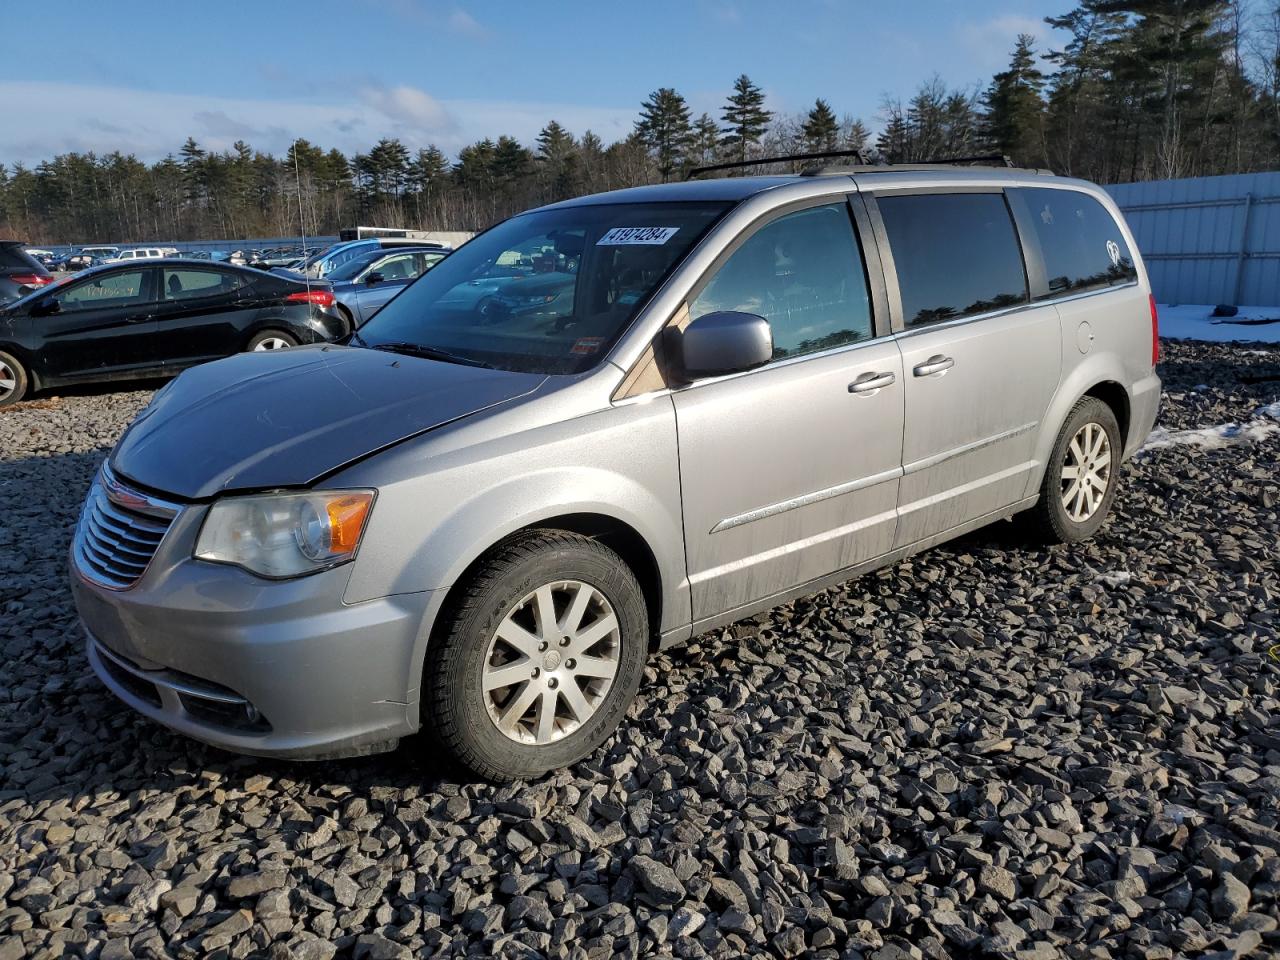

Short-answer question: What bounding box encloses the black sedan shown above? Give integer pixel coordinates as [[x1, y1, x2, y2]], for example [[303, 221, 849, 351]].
[[0, 260, 347, 407]]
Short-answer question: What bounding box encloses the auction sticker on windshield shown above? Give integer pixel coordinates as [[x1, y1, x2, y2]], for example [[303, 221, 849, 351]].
[[597, 226, 680, 245]]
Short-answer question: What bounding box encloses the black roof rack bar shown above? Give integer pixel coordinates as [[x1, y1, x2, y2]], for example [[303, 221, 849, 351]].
[[686, 148, 871, 180]]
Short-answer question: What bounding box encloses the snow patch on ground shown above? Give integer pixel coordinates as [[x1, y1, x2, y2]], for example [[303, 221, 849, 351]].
[[1142, 419, 1280, 453], [1158, 304, 1280, 343], [1094, 571, 1134, 587]]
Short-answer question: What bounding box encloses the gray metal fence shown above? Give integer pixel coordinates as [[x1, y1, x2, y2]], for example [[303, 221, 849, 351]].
[[1106, 172, 1280, 307]]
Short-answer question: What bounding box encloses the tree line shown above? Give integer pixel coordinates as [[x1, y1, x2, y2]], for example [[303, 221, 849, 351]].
[[3, 0, 1278, 245]]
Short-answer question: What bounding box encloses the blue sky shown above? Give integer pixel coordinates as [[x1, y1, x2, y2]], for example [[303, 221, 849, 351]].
[[2, 0, 1069, 165]]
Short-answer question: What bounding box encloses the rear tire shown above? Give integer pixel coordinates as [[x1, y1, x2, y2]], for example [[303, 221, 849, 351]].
[[0, 351, 29, 408], [1023, 396, 1122, 544], [424, 530, 648, 781], [247, 330, 297, 352]]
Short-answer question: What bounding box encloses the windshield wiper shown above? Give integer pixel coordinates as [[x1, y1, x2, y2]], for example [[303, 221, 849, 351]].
[[363, 340, 495, 369]]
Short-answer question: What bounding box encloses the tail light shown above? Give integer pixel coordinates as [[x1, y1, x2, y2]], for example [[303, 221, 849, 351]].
[[1149, 294, 1160, 366], [286, 289, 335, 308], [11, 274, 53, 287]]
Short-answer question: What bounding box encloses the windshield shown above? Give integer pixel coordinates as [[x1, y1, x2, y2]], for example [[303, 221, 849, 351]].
[[296, 243, 339, 271], [355, 201, 730, 374], [326, 249, 388, 282]]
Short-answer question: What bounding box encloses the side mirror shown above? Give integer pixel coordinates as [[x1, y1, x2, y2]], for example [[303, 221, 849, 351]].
[[670, 311, 772, 379], [32, 297, 61, 317], [364, 272, 385, 285]]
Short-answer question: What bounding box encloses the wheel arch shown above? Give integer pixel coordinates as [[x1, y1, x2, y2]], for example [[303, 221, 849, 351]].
[[427, 511, 665, 654], [0, 341, 38, 390], [1027, 357, 1135, 500], [1082, 380, 1131, 449]]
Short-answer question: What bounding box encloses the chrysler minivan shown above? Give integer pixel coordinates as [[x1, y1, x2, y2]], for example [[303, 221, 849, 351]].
[[71, 162, 1160, 780]]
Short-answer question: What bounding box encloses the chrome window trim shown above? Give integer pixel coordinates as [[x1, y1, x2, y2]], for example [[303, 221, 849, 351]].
[[891, 280, 1140, 342]]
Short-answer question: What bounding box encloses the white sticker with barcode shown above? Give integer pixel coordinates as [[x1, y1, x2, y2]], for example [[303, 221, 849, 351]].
[[597, 226, 680, 246]]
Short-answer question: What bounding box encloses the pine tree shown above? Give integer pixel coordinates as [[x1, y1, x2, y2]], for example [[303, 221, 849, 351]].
[[682, 113, 719, 169], [536, 121, 580, 199], [635, 88, 692, 181], [536, 121, 576, 163], [720, 74, 773, 164], [801, 98, 840, 152], [983, 34, 1048, 166], [876, 99, 912, 162], [493, 136, 533, 182], [841, 117, 871, 154]]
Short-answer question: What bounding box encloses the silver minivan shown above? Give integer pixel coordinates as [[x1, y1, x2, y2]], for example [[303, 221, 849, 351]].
[[71, 163, 1161, 779]]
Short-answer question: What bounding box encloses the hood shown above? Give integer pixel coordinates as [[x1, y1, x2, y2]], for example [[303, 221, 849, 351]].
[[111, 345, 547, 499]]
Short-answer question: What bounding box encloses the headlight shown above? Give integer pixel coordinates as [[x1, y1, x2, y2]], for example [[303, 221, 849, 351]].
[[195, 490, 375, 578]]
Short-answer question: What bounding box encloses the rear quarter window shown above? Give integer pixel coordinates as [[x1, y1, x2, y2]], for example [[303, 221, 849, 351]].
[[0, 246, 41, 271], [1016, 187, 1137, 297]]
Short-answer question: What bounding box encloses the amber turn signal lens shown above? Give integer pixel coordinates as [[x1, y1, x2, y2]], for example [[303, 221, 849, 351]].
[[326, 494, 373, 554]]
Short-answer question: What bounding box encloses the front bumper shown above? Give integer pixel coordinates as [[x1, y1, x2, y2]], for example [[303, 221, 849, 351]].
[[71, 515, 434, 759]]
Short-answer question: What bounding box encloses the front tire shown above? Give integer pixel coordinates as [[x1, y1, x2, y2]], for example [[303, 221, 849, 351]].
[[0, 350, 29, 408], [1024, 396, 1122, 544], [424, 530, 648, 781], [247, 330, 298, 352]]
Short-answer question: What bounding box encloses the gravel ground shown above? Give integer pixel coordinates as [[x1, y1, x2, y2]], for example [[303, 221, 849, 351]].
[[1, 339, 1278, 960]]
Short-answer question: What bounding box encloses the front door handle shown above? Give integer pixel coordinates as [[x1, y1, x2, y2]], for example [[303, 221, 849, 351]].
[[913, 355, 955, 377], [123, 313, 152, 323], [848, 371, 896, 394]]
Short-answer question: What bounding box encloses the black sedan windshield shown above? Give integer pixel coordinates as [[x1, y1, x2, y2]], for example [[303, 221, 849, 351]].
[[355, 201, 730, 374]]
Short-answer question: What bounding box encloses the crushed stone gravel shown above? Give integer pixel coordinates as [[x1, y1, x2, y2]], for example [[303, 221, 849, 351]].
[[0, 339, 1277, 959]]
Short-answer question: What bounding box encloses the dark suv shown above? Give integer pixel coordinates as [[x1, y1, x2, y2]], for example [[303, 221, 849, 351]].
[[0, 242, 54, 305]]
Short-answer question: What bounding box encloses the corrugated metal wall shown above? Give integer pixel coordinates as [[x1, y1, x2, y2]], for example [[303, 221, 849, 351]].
[[1106, 172, 1280, 307]]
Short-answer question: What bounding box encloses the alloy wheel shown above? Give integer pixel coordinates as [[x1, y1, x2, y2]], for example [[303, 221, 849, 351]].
[[481, 580, 620, 745], [253, 336, 293, 351], [0, 359, 16, 401], [1060, 421, 1112, 523]]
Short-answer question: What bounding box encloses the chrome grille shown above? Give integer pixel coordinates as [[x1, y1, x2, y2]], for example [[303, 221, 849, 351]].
[[74, 464, 180, 590]]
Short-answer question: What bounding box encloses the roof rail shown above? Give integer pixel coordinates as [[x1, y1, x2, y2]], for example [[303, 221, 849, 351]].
[[686, 148, 871, 180], [800, 153, 1017, 176]]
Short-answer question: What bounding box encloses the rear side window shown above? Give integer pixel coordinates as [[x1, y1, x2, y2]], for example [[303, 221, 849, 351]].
[[877, 192, 1028, 328], [163, 268, 243, 300], [0, 246, 42, 271], [1017, 187, 1137, 296], [691, 203, 873, 361]]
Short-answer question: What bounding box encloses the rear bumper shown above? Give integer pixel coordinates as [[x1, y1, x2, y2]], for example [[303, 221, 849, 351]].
[[1125, 370, 1162, 459], [72, 551, 433, 760]]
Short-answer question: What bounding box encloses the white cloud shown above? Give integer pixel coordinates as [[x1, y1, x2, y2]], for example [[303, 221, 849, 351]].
[[448, 9, 488, 38], [359, 85, 455, 134], [0, 81, 634, 165]]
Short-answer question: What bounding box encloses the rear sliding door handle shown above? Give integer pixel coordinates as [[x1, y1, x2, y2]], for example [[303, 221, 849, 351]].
[[848, 371, 896, 394], [913, 355, 955, 377]]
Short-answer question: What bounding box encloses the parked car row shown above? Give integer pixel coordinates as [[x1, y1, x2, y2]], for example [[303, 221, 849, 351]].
[[0, 242, 452, 406], [0, 260, 345, 407]]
